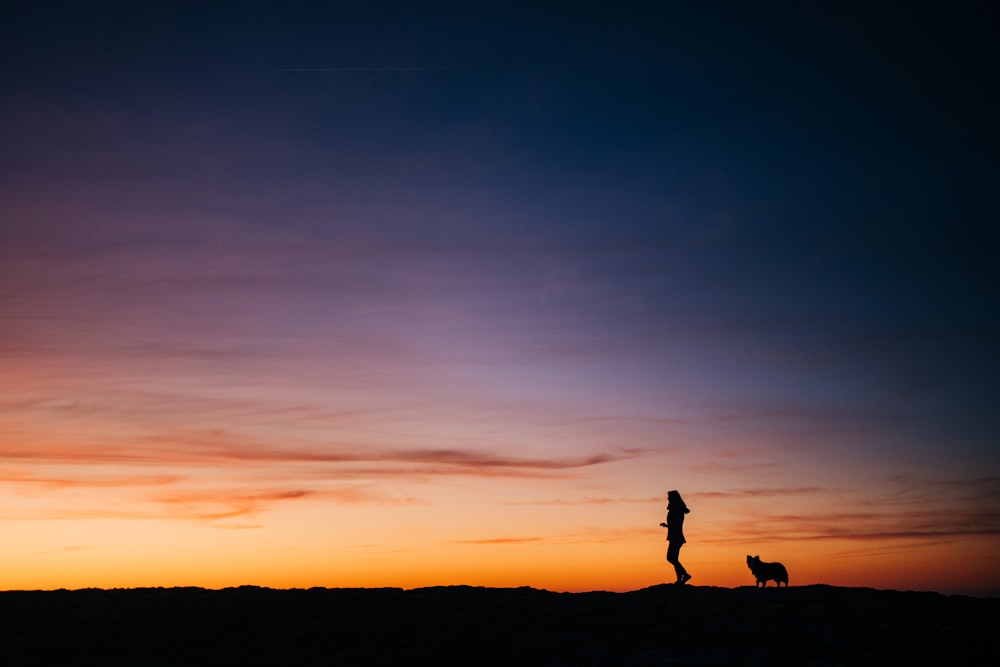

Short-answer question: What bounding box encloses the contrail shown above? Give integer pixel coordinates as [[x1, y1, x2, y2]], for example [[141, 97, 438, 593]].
[[271, 66, 474, 72]]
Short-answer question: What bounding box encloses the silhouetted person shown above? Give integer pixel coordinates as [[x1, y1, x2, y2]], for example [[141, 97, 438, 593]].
[[659, 489, 691, 584]]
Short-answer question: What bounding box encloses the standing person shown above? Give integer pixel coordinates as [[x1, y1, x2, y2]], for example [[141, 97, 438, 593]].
[[659, 490, 691, 584]]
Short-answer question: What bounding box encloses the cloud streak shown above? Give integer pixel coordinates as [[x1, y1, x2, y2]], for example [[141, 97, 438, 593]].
[[0, 469, 180, 489], [0, 438, 638, 476], [693, 487, 833, 499], [453, 537, 546, 545], [0, 483, 421, 524], [505, 496, 661, 506], [702, 497, 1000, 547], [454, 526, 654, 547]]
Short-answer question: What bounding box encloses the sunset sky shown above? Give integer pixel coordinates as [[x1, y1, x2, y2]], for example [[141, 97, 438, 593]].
[[2, 3, 998, 595]]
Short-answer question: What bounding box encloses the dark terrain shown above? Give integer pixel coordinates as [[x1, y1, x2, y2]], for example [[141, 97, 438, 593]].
[[1, 584, 995, 665]]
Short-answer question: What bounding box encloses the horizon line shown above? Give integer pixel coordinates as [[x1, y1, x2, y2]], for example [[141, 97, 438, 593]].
[[2, 583, 994, 598]]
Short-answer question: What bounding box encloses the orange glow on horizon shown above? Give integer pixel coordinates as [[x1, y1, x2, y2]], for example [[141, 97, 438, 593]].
[[3, 381, 998, 597], [4, 496, 998, 596]]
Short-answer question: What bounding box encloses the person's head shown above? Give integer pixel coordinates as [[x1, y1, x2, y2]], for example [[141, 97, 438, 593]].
[[667, 489, 684, 505]]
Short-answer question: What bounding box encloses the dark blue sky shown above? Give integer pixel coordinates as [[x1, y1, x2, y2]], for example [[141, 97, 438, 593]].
[[7, 1, 997, 414]]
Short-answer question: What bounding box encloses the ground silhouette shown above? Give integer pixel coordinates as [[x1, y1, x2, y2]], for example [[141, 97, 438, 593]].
[[1, 584, 995, 665]]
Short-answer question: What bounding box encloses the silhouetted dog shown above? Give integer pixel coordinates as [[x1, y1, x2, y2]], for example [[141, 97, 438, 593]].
[[746, 555, 788, 587]]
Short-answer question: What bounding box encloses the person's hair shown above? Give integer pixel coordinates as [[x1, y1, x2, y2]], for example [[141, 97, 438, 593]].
[[667, 489, 686, 508]]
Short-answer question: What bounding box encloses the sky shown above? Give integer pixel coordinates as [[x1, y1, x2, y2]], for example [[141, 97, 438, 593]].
[[2, 2, 998, 595]]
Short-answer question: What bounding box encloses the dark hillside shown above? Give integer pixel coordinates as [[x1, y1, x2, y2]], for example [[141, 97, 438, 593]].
[[1, 584, 995, 665]]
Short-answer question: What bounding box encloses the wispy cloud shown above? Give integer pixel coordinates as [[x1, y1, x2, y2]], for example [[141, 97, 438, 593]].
[[452, 537, 546, 545], [689, 476, 1000, 559], [693, 487, 832, 499], [2, 489, 337, 523], [689, 460, 786, 474], [454, 526, 654, 547], [0, 434, 638, 478], [702, 509, 1000, 546], [504, 496, 661, 506], [155, 489, 315, 521], [875, 475, 1000, 506], [0, 469, 180, 489]]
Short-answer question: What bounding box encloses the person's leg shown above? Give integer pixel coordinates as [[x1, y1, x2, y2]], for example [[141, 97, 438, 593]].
[[668, 542, 691, 583], [666, 542, 684, 582]]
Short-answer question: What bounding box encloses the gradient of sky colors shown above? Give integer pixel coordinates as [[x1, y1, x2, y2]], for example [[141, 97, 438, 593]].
[[2, 2, 998, 595]]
